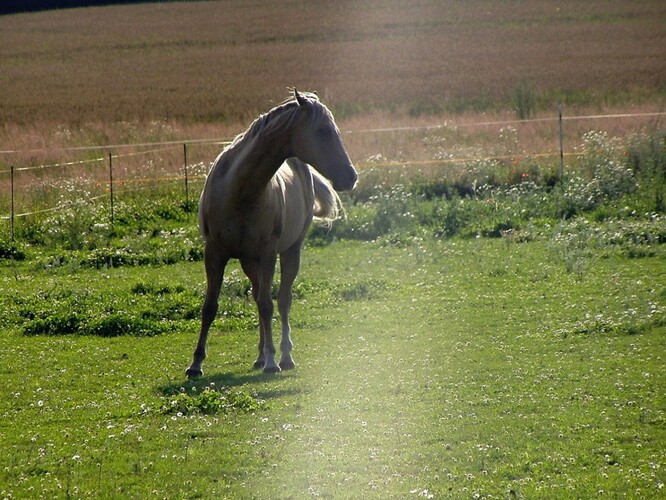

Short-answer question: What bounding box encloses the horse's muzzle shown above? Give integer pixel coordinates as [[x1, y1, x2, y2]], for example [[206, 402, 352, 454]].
[[334, 165, 358, 191]]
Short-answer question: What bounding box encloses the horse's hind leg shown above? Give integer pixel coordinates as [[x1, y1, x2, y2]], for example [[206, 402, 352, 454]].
[[186, 246, 228, 378], [242, 254, 280, 373], [241, 258, 266, 370], [277, 242, 302, 371]]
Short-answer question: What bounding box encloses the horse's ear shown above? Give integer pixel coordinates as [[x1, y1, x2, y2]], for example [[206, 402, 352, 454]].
[[294, 89, 307, 107]]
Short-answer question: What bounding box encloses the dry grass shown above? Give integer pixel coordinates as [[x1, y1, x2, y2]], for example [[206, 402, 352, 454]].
[[1, 0, 664, 212], [1, 0, 664, 128], [2, 105, 662, 224]]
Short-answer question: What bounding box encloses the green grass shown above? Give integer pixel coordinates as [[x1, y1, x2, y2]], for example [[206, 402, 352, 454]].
[[0, 119, 664, 497], [1, 231, 665, 498]]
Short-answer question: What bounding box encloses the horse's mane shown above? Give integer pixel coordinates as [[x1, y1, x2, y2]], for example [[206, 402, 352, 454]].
[[226, 91, 333, 154]]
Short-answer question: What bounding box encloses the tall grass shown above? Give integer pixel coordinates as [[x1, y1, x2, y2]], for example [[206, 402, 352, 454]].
[[512, 80, 537, 120], [3, 125, 663, 275], [311, 126, 665, 246]]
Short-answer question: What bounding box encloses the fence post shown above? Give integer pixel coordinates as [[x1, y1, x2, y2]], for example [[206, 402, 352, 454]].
[[108, 153, 114, 228], [183, 143, 189, 210], [10, 165, 15, 241], [558, 104, 564, 183]]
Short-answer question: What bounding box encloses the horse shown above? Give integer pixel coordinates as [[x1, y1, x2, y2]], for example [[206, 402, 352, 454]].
[[186, 90, 357, 377]]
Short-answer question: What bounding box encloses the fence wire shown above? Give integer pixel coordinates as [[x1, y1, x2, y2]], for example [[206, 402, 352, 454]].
[[1, 110, 664, 226]]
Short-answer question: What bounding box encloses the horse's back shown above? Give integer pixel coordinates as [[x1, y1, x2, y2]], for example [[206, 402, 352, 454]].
[[198, 152, 235, 241]]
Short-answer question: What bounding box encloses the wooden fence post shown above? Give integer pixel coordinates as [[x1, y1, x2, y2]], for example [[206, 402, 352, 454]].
[[558, 104, 564, 183], [10, 165, 15, 240], [183, 143, 189, 209], [108, 153, 114, 227]]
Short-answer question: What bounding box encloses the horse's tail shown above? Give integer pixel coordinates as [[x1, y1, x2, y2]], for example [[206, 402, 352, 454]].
[[311, 167, 345, 226]]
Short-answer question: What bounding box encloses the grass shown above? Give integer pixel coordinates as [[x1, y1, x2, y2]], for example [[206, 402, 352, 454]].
[[0, 235, 664, 498], [0, 126, 664, 497]]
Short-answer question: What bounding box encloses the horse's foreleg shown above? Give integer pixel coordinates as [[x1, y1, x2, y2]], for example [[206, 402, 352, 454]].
[[186, 248, 228, 378], [243, 255, 279, 373], [257, 252, 280, 374], [277, 242, 302, 370]]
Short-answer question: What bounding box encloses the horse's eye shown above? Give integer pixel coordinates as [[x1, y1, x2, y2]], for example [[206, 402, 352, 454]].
[[317, 126, 333, 138]]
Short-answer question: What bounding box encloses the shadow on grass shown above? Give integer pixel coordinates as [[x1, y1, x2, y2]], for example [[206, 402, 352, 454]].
[[156, 368, 305, 400]]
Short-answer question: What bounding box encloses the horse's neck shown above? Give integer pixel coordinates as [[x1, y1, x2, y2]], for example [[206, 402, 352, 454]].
[[231, 127, 291, 203]]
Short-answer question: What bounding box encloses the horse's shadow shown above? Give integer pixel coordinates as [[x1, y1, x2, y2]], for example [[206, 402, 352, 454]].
[[157, 369, 305, 401]]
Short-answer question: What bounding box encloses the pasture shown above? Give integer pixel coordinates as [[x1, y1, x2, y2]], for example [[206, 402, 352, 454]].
[[1, 122, 665, 497], [0, 231, 665, 497], [1, 0, 665, 498]]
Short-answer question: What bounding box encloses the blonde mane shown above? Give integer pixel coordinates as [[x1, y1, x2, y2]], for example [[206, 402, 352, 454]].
[[229, 92, 330, 153]]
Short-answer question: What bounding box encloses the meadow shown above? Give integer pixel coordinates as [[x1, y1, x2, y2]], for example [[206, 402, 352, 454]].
[[1, 226, 665, 498], [1, 1, 665, 498], [1, 123, 665, 497]]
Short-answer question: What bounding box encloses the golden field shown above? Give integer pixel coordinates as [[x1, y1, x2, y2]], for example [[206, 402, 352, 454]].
[[1, 0, 664, 128], [0, 0, 664, 198]]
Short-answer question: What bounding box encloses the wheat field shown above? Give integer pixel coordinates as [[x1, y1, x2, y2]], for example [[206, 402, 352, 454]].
[[1, 0, 664, 128]]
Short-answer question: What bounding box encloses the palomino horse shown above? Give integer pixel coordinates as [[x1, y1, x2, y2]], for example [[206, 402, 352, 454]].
[[186, 90, 357, 377]]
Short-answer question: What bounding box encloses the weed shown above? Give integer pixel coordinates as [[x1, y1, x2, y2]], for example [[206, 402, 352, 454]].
[[512, 79, 537, 120], [161, 385, 264, 416], [408, 99, 445, 118], [22, 311, 82, 336], [332, 279, 385, 302], [626, 126, 666, 213], [87, 313, 170, 338], [0, 238, 26, 261], [556, 310, 666, 338], [15, 281, 200, 337]]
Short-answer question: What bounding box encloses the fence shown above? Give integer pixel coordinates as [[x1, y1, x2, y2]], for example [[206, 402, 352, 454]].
[[0, 138, 230, 239], [1, 110, 664, 240]]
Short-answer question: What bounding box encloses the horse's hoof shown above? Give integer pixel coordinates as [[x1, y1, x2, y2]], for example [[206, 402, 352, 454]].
[[253, 360, 265, 370], [279, 360, 295, 371], [263, 365, 281, 374], [185, 367, 203, 378]]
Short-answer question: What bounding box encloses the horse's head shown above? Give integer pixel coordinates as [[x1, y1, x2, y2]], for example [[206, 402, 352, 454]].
[[289, 90, 358, 192]]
